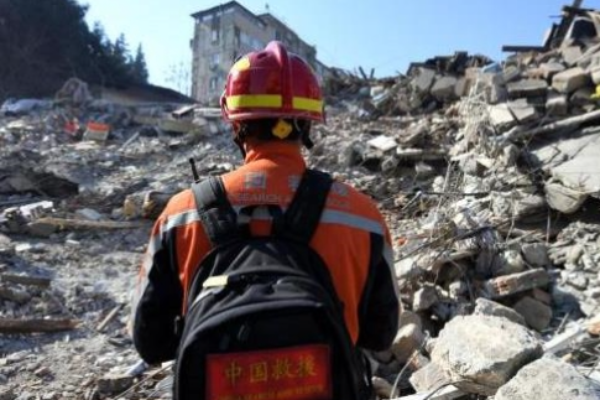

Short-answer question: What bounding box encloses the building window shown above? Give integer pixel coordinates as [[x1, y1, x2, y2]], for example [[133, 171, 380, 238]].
[[209, 77, 219, 92], [211, 53, 221, 69], [275, 30, 282, 41], [211, 16, 220, 44], [234, 26, 241, 48]]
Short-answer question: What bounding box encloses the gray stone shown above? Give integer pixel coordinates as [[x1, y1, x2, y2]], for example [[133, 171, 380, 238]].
[[545, 181, 588, 214], [431, 76, 458, 101], [391, 322, 425, 363], [508, 99, 539, 123], [0, 389, 15, 400], [570, 87, 594, 107], [546, 93, 569, 116], [506, 79, 548, 98], [411, 67, 436, 93], [489, 103, 515, 128], [413, 285, 439, 312], [562, 46, 584, 67], [495, 357, 598, 400], [473, 298, 526, 326], [454, 77, 469, 97], [448, 281, 467, 299], [410, 362, 450, 392], [567, 273, 589, 291], [513, 296, 553, 332], [493, 249, 526, 276], [590, 66, 600, 85], [502, 66, 522, 83], [552, 67, 590, 93], [97, 374, 134, 395], [431, 315, 543, 396], [540, 62, 566, 79], [75, 208, 104, 221], [521, 243, 550, 267]]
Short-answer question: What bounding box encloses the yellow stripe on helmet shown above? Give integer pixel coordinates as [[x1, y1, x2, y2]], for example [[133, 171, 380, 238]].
[[292, 97, 323, 112], [226, 95, 282, 109]]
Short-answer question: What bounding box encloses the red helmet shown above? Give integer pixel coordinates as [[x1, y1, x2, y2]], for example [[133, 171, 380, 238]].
[[221, 41, 324, 123]]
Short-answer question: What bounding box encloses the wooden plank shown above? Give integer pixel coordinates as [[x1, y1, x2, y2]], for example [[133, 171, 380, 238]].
[[0, 273, 51, 288], [505, 109, 600, 141], [34, 217, 145, 230], [0, 318, 78, 334], [97, 304, 123, 332], [502, 45, 547, 53]]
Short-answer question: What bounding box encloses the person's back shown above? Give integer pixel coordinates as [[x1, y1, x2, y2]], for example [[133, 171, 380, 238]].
[[130, 41, 399, 399]]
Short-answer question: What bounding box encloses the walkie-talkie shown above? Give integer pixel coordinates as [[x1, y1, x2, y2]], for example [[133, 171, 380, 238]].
[[189, 158, 200, 183]]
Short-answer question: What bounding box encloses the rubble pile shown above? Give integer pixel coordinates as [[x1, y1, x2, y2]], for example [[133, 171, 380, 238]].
[[325, 51, 492, 118], [4, 3, 600, 400]]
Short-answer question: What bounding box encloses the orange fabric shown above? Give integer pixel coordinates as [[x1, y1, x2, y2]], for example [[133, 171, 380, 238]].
[[154, 141, 390, 343]]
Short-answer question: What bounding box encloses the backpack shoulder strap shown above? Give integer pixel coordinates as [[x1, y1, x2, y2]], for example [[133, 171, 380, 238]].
[[191, 176, 241, 247], [275, 169, 333, 243]]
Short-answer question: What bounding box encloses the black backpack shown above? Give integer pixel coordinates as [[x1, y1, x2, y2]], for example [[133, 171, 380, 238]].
[[173, 169, 373, 400]]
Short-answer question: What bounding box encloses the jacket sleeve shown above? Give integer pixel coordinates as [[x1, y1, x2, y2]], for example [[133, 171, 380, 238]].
[[356, 227, 400, 351], [130, 216, 183, 364]]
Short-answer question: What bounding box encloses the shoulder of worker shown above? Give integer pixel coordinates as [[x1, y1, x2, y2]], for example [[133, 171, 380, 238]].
[[329, 178, 386, 220], [156, 188, 196, 224]]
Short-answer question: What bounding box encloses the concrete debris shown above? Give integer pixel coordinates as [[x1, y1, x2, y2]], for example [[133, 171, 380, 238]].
[[513, 296, 553, 332], [6, 4, 600, 399], [430, 315, 543, 396], [495, 357, 598, 400], [473, 298, 526, 326], [552, 67, 590, 93]]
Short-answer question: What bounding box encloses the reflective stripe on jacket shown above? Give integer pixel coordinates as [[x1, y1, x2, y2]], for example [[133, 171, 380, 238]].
[[132, 141, 399, 364]]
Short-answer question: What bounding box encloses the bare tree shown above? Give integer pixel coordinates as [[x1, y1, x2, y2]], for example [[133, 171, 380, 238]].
[[165, 62, 191, 96]]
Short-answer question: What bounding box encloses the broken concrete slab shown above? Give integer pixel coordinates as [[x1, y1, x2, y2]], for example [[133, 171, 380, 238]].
[[367, 135, 397, 152], [561, 46, 584, 67], [431, 315, 543, 396], [473, 298, 526, 326], [540, 62, 566, 80], [506, 79, 548, 98], [533, 130, 600, 204], [507, 99, 539, 123], [431, 77, 458, 101], [489, 104, 516, 128], [513, 296, 553, 332], [502, 66, 522, 83], [495, 357, 598, 400], [552, 67, 590, 93], [411, 67, 437, 93]]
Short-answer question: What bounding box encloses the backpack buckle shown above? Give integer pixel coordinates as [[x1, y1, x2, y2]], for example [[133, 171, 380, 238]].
[[203, 275, 229, 288]]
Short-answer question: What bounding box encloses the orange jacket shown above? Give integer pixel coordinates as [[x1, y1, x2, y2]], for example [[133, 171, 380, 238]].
[[131, 141, 399, 364]]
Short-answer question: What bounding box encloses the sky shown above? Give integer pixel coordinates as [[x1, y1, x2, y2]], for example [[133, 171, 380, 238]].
[[82, 0, 600, 91]]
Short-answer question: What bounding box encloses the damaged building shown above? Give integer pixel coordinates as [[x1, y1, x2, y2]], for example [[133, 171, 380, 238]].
[[190, 1, 328, 105]]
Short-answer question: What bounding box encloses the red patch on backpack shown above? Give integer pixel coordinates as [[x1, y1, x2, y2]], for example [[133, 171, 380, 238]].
[[206, 344, 332, 400]]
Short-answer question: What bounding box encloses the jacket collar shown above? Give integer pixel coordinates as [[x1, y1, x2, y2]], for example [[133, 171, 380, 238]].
[[244, 141, 306, 170]]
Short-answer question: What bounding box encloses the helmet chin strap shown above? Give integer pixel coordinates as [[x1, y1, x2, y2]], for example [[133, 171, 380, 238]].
[[233, 123, 247, 158]]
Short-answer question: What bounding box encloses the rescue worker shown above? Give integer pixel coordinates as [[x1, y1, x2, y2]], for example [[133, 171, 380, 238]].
[[131, 41, 399, 370]]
